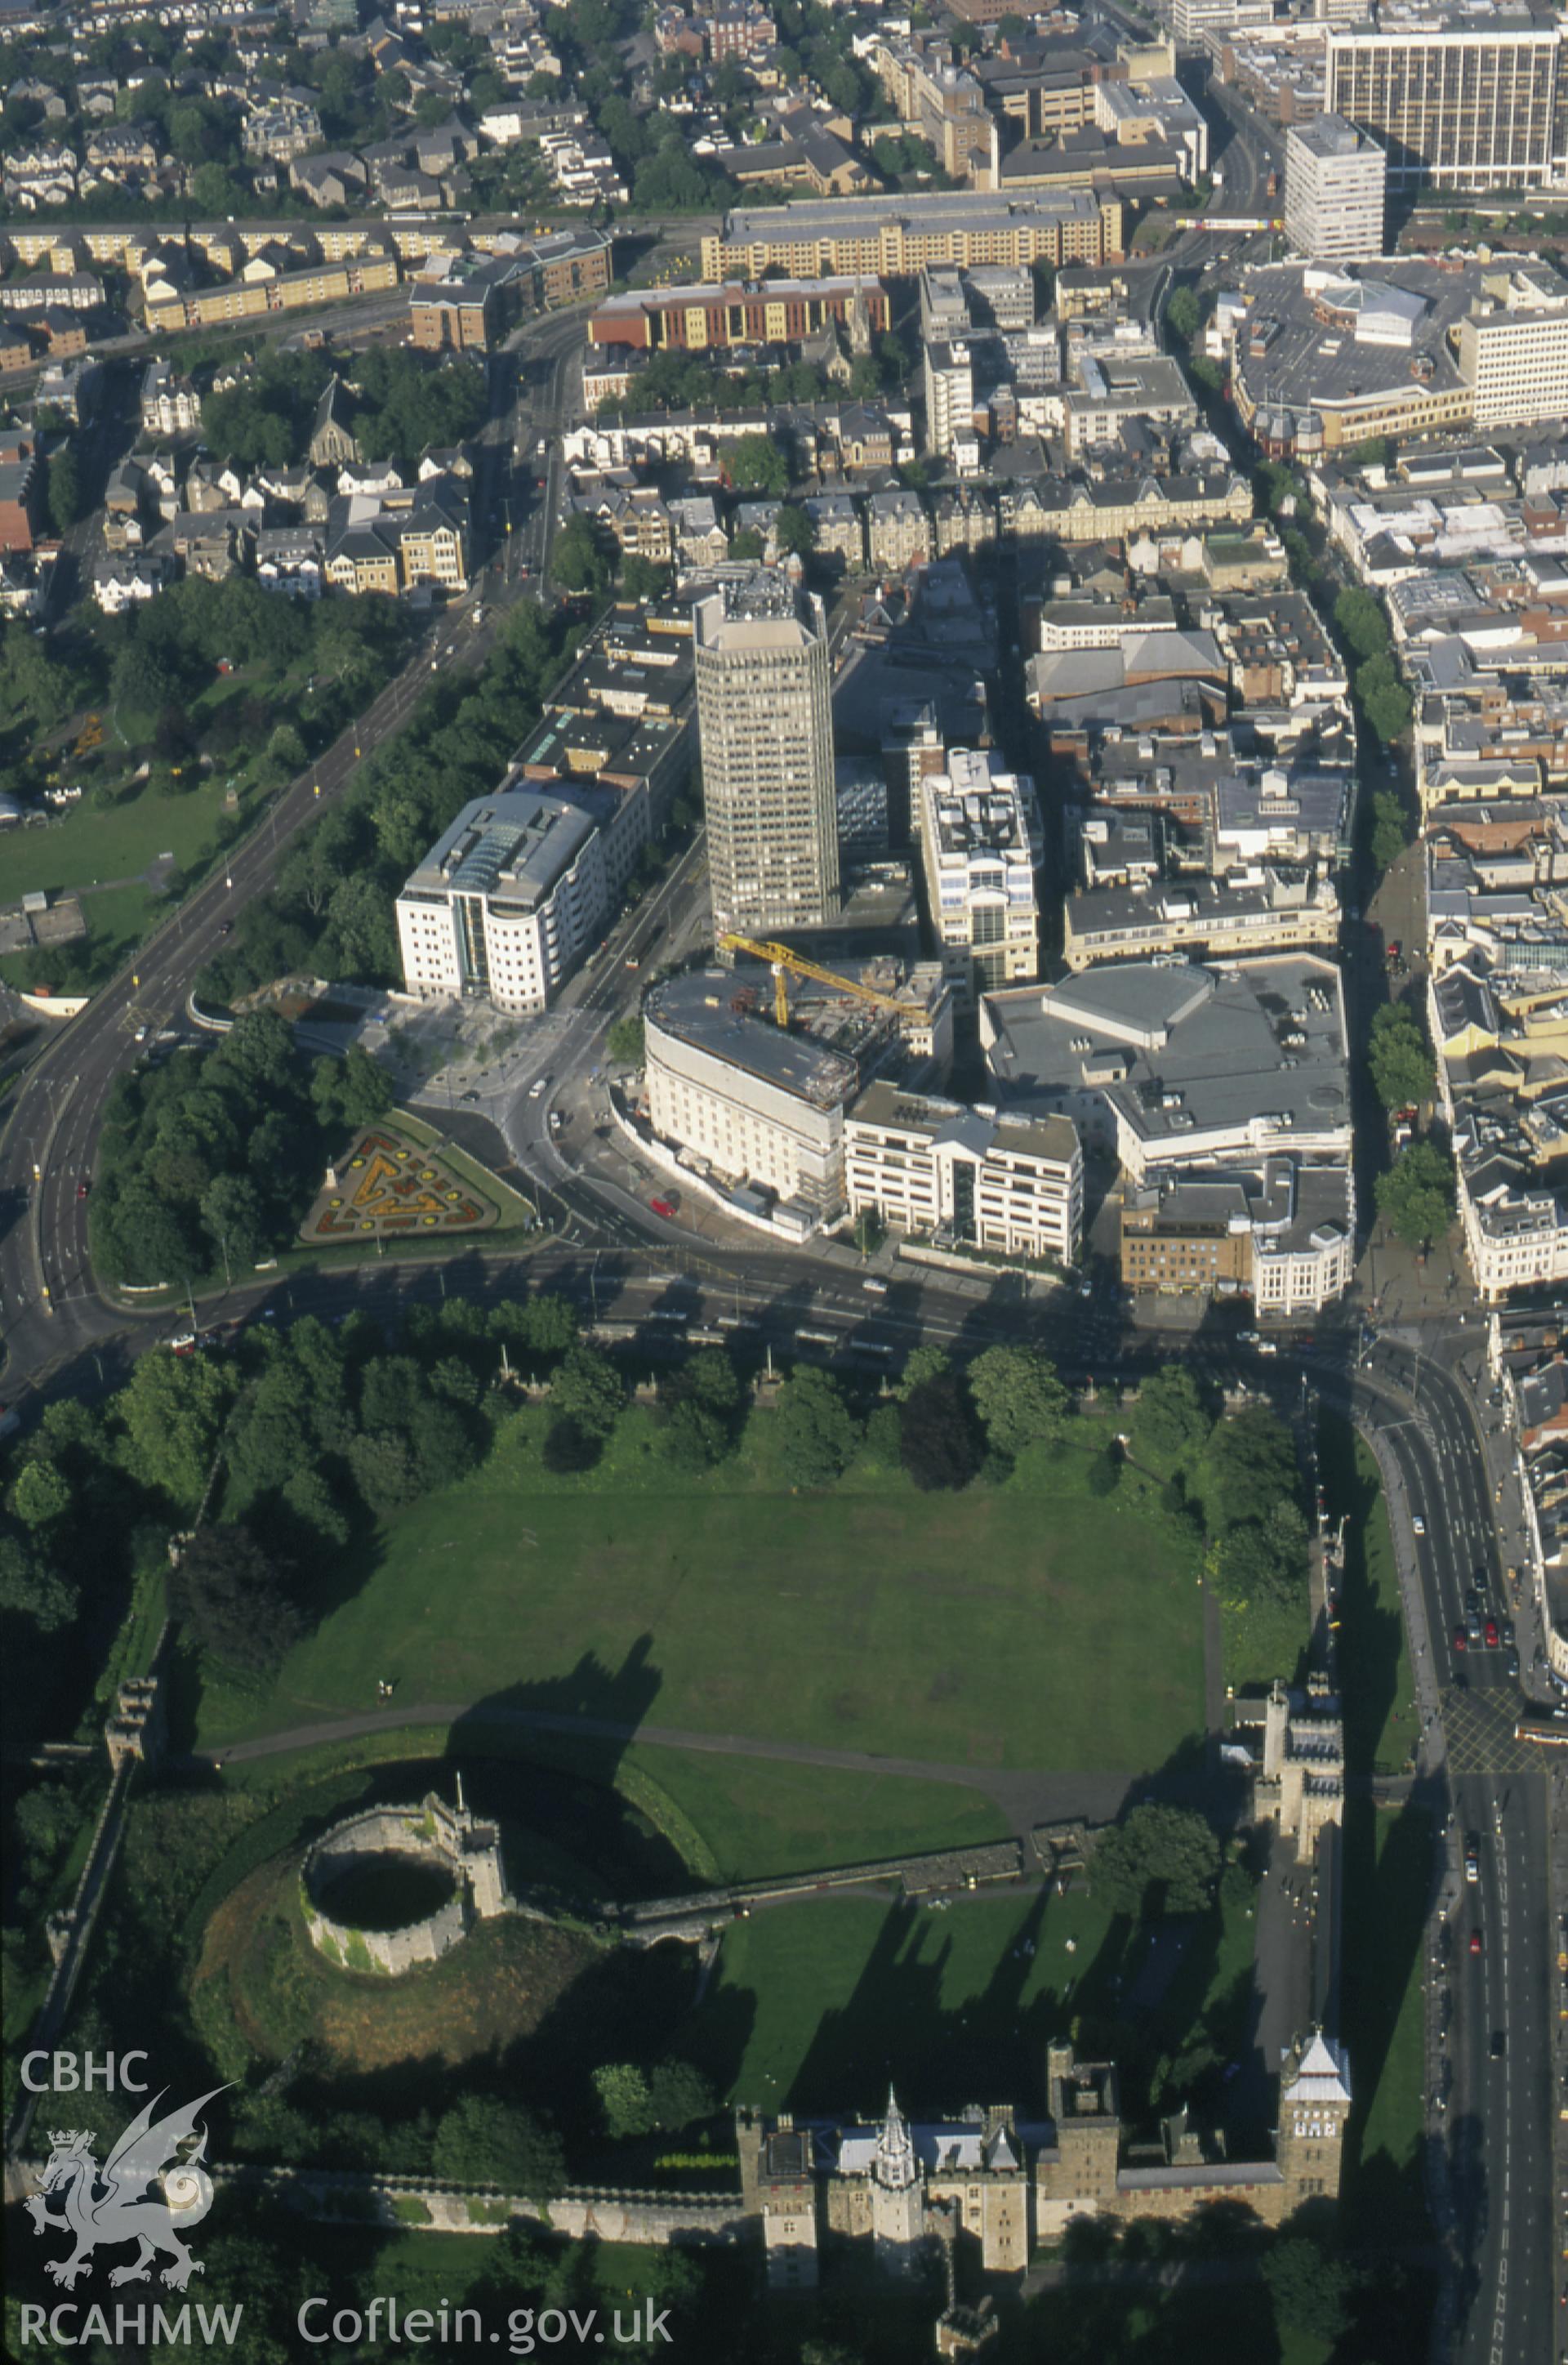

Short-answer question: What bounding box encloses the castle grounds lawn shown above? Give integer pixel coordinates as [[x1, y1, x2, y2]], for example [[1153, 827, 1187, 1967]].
[[198, 1403, 1205, 1779], [1319, 1413, 1419, 1776], [697, 1868, 1260, 2117], [621, 1745, 1009, 1882], [212, 1722, 1009, 1887], [1339, 1799, 1431, 2242]]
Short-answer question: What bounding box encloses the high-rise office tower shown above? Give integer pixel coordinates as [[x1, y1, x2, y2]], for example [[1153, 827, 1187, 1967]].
[[1325, 20, 1568, 194], [1284, 114, 1386, 261], [696, 572, 840, 937]]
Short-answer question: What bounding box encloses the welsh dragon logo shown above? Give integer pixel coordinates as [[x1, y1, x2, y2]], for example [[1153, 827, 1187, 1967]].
[[26, 2086, 229, 2291]]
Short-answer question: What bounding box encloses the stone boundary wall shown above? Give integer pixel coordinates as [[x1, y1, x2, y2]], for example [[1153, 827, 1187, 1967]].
[[116, 2161, 756, 2248], [607, 1097, 806, 1243], [896, 1241, 1062, 1289], [620, 1837, 1031, 1941]]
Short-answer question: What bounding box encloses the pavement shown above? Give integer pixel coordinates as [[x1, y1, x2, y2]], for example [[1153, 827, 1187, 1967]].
[[198, 1702, 1151, 1840]]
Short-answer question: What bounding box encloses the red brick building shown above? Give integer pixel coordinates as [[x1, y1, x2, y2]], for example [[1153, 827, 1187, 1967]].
[[588, 276, 889, 351], [0, 443, 44, 551]]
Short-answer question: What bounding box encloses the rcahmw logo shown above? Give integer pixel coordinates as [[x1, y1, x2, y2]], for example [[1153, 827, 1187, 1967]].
[[20, 2081, 243, 2348]]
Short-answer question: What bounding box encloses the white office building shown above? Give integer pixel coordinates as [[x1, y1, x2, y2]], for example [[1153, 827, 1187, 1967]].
[[844, 1082, 1081, 1265], [1284, 114, 1386, 262], [395, 791, 608, 1015], [916, 747, 1042, 1007], [924, 337, 974, 460], [1456, 282, 1568, 430], [644, 967, 858, 1225]]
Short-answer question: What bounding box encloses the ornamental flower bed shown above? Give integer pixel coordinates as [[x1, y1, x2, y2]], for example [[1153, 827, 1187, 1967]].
[[301, 1129, 493, 1241]]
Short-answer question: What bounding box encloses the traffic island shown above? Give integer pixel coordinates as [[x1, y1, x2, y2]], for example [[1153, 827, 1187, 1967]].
[[299, 1124, 497, 1243]]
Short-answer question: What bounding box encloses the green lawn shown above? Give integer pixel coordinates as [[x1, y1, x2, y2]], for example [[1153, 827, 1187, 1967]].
[[1320, 1413, 1419, 1775], [212, 1716, 1006, 1885], [198, 1403, 1206, 1778], [1339, 1799, 1431, 2241], [0, 779, 243, 902], [622, 1743, 1009, 1881], [697, 1869, 1260, 2117], [1014, 2285, 1316, 2365]]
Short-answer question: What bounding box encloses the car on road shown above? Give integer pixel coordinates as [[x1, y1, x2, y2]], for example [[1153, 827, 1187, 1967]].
[[461, 1089, 480, 1103], [1486, 1618, 1499, 1649], [1490, 2031, 1507, 2058], [1469, 1929, 1483, 1955], [1506, 1649, 1521, 1676], [1464, 1836, 1480, 1883], [1257, 1339, 1278, 1356], [528, 1076, 549, 1099], [1453, 1624, 1468, 1653], [1466, 1617, 1484, 1648], [219, 921, 233, 936], [1413, 1515, 1426, 1535]]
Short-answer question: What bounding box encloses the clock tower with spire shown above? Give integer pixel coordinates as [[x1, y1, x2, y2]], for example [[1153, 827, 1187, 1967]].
[[871, 2090, 928, 2274]]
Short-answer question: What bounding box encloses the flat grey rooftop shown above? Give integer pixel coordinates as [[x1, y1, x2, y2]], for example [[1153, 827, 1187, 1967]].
[[646, 967, 858, 1109], [985, 955, 1350, 1147]]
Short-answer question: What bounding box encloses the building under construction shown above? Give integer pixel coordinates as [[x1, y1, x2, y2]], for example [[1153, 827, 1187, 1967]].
[[641, 954, 952, 1235]]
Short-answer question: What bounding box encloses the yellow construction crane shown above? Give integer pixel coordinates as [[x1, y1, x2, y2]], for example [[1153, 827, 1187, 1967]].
[[717, 934, 918, 1031]]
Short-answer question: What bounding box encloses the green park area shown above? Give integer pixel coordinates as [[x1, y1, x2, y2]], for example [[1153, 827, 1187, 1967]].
[[197, 1396, 1208, 1783], [0, 770, 242, 904], [1339, 1799, 1432, 2242], [700, 1865, 1259, 2117], [0, 574, 410, 994], [3, 1311, 1435, 2361], [1318, 1415, 1420, 1776]]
